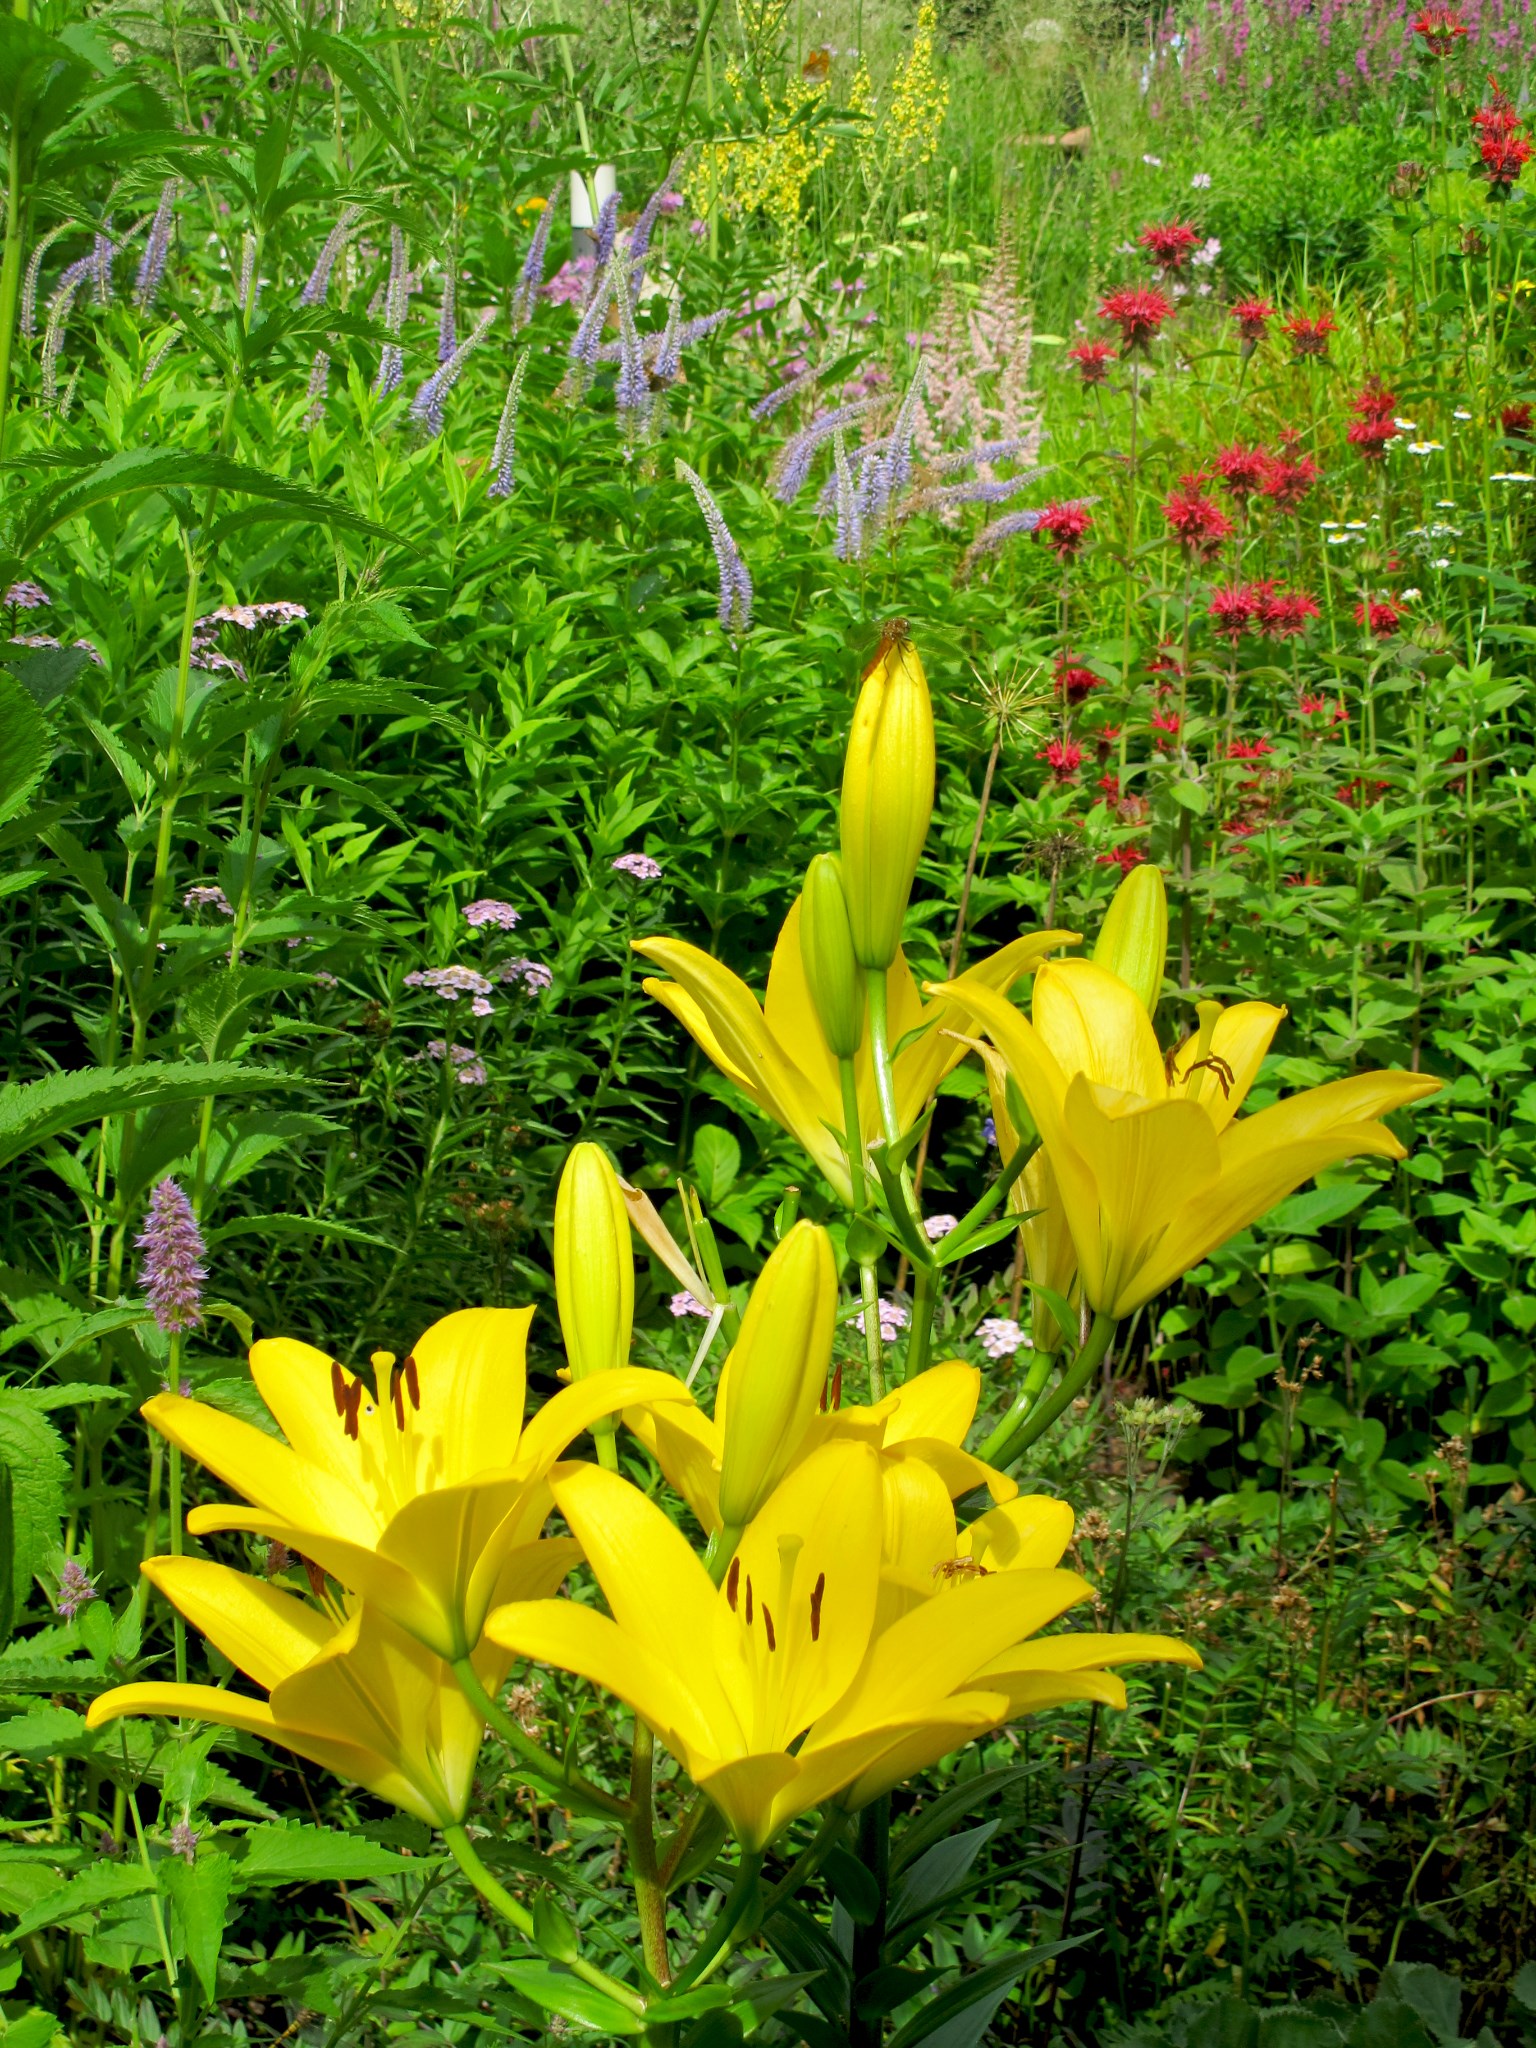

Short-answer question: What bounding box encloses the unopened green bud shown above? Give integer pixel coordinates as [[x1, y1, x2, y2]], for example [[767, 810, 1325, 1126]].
[[839, 626, 935, 970], [554, 1143, 634, 1380], [717, 1221, 836, 1528], [800, 854, 865, 1059], [533, 1894, 581, 1963], [1091, 863, 1168, 1018]]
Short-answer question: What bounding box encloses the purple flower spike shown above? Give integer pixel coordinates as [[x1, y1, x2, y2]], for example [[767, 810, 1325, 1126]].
[[56, 1559, 99, 1622], [136, 1178, 207, 1335], [615, 278, 649, 414], [512, 186, 561, 328], [409, 306, 495, 438], [752, 366, 817, 420], [299, 203, 362, 309], [568, 254, 616, 371], [833, 429, 864, 562], [771, 397, 877, 504], [373, 224, 408, 396], [304, 348, 330, 429], [487, 350, 531, 499], [437, 263, 457, 363], [135, 181, 177, 310], [591, 190, 622, 272], [676, 460, 752, 637]]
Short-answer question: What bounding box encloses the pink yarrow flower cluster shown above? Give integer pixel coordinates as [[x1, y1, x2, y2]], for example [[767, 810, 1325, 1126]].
[[612, 853, 663, 881], [463, 898, 520, 929], [405, 964, 494, 1001]]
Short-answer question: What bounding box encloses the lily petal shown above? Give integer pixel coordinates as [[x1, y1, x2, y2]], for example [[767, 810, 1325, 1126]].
[[960, 1496, 1076, 1573], [407, 1308, 533, 1485], [879, 1360, 980, 1449], [1061, 1077, 1223, 1314], [1169, 1001, 1285, 1129], [1032, 959, 1167, 1099], [144, 1393, 381, 1545], [139, 1555, 331, 1690]]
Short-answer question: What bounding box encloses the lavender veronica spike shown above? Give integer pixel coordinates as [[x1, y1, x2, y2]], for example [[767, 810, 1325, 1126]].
[[676, 461, 752, 636], [627, 161, 680, 297], [299, 202, 362, 308], [650, 294, 684, 387], [614, 272, 649, 413], [437, 262, 457, 363], [41, 254, 94, 408], [304, 348, 330, 429], [135, 181, 177, 310], [833, 430, 866, 562], [135, 1178, 207, 1334], [751, 365, 817, 421], [935, 435, 1044, 474], [770, 397, 877, 504], [591, 190, 621, 273], [21, 224, 74, 338], [568, 252, 617, 372], [92, 223, 114, 308], [374, 223, 408, 397], [488, 349, 531, 498], [236, 232, 260, 315], [961, 506, 1049, 575], [408, 305, 495, 437], [511, 185, 560, 329]]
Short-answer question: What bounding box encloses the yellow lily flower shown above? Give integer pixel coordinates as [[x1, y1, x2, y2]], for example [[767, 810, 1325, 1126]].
[[627, 1355, 1015, 1538], [487, 1442, 1135, 1852], [941, 961, 1440, 1318], [149, 1307, 693, 1661], [635, 904, 1075, 1204], [87, 1556, 528, 1826]]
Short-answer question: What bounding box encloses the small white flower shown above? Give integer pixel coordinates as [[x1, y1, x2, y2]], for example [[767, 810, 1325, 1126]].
[[924, 1214, 960, 1241], [978, 1317, 1031, 1360], [1345, 520, 1368, 530], [1491, 470, 1535, 482], [1327, 533, 1353, 545], [1191, 171, 1212, 188], [1142, 153, 1163, 167], [1406, 441, 1443, 455], [1431, 556, 1452, 568], [1400, 586, 1422, 601], [1319, 520, 1342, 530], [1454, 408, 1472, 421], [1393, 417, 1418, 431]]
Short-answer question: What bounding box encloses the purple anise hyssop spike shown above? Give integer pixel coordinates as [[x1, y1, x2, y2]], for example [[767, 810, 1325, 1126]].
[[135, 1178, 207, 1335], [135, 181, 177, 310], [676, 461, 753, 637], [300, 202, 362, 308]]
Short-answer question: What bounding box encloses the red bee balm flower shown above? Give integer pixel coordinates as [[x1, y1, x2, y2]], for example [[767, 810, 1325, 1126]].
[[1214, 443, 1272, 499], [1054, 656, 1101, 702], [1283, 311, 1338, 360], [1228, 736, 1274, 761], [1413, 4, 1469, 54], [1256, 587, 1322, 638], [1502, 401, 1533, 437], [1097, 845, 1146, 873], [1138, 221, 1202, 271], [1037, 502, 1095, 560], [1098, 287, 1175, 350], [1039, 738, 1084, 778], [1260, 449, 1321, 510], [1474, 86, 1532, 191], [1207, 583, 1256, 641], [1162, 478, 1234, 561], [1068, 339, 1117, 384], [1230, 297, 1276, 347], [1347, 381, 1400, 460], [1355, 599, 1404, 635]]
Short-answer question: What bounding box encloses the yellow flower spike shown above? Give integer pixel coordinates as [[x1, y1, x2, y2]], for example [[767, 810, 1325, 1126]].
[[87, 1556, 518, 1826], [635, 903, 1075, 1207], [799, 854, 865, 1059], [839, 625, 936, 971], [717, 1221, 837, 1530], [938, 963, 1441, 1319], [626, 1354, 1015, 1539], [488, 1441, 1152, 1852], [554, 1143, 634, 1381], [1090, 862, 1169, 1018], [153, 1306, 694, 1661]]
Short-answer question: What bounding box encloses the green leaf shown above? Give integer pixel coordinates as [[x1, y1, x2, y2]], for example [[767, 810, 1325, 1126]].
[[0, 2011, 69, 2048], [0, 1408, 67, 1611], [0, 1469, 15, 1648], [489, 1961, 646, 2035], [0, 1061, 293, 1170], [209, 1213, 397, 1253], [11, 449, 403, 557], [884, 1940, 1084, 2048], [4, 1864, 153, 1946], [235, 1822, 431, 1884], [160, 1850, 234, 2001], [886, 1821, 997, 1945], [692, 1125, 741, 1205], [0, 678, 52, 829]]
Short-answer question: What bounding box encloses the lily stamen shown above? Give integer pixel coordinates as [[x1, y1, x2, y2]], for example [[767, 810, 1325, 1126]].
[[810, 1571, 826, 1640], [726, 1557, 741, 1611]]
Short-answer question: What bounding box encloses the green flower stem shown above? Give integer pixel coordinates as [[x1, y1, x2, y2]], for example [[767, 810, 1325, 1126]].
[[441, 1822, 647, 2017], [451, 1657, 632, 1823], [982, 1311, 1117, 1468], [125, 1782, 178, 1996], [671, 1847, 765, 1992], [0, 103, 24, 460], [838, 1057, 868, 1213], [859, 1257, 885, 1403], [134, 1428, 164, 1632], [939, 1137, 1037, 1260], [906, 1260, 935, 1382], [166, 1357, 186, 1687], [978, 1344, 1056, 1465], [627, 1721, 672, 1987], [658, 1792, 710, 1888]]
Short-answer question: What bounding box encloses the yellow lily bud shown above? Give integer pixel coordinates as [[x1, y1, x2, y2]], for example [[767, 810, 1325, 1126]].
[[839, 625, 935, 970], [554, 1143, 634, 1380], [800, 854, 865, 1059], [717, 1220, 836, 1529], [1090, 863, 1168, 1018]]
